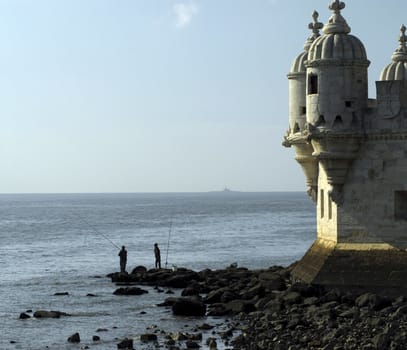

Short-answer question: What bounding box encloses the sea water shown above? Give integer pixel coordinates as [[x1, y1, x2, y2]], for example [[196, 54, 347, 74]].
[[0, 192, 315, 350]]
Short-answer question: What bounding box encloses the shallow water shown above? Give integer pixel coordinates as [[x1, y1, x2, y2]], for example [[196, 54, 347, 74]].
[[0, 192, 315, 349]]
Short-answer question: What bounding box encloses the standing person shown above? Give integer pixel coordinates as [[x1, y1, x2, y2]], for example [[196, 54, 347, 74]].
[[154, 243, 161, 269], [118, 246, 127, 273]]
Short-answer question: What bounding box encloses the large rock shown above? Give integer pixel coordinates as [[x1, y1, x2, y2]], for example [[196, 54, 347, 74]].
[[33, 310, 69, 318], [172, 297, 206, 316]]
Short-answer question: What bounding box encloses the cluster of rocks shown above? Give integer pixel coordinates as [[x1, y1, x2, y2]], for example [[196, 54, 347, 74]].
[[109, 264, 407, 349]]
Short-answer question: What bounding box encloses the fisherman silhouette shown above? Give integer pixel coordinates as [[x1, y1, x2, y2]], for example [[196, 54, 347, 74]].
[[154, 243, 161, 269], [118, 246, 127, 273]]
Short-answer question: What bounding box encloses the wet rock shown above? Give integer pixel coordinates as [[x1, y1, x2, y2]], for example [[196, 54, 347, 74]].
[[96, 328, 109, 332], [225, 299, 255, 314], [67, 332, 80, 343], [92, 335, 100, 341], [131, 265, 147, 274], [117, 338, 134, 349], [140, 333, 157, 342], [54, 292, 69, 296], [33, 310, 70, 318], [186, 340, 200, 348], [19, 313, 30, 319], [172, 298, 206, 316], [113, 287, 148, 295]]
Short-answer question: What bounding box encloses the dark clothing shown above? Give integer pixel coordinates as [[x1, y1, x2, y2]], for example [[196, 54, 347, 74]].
[[154, 244, 161, 269], [118, 247, 127, 273]]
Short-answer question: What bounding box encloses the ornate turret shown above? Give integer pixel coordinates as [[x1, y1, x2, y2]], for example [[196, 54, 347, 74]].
[[380, 25, 407, 81], [284, 11, 323, 202], [285, 0, 407, 298], [305, 0, 369, 203]]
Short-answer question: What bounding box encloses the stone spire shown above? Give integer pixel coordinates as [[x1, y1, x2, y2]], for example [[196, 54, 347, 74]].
[[391, 24, 407, 62], [304, 11, 323, 51], [323, 0, 350, 35]]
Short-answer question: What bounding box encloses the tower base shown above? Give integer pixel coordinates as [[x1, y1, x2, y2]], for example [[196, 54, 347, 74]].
[[292, 239, 407, 296]]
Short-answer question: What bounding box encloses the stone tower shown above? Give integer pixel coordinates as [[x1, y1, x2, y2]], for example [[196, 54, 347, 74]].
[[284, 0, 407, 295]]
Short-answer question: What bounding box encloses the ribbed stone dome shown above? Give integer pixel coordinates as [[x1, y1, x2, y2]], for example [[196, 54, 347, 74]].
[[380, 25, 407, 81], [308, 34, 367, 61]]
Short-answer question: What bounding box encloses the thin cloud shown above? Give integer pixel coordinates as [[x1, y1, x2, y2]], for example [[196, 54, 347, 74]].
[[173, 2, 199, 28]]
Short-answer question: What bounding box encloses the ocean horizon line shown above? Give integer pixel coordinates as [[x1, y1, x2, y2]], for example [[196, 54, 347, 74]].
[[0, 190, 305, 196]]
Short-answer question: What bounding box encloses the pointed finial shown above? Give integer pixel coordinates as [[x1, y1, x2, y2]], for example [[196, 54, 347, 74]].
[[323, 0, 350, 34], [391, 24, 407, 62], [304, 10, 323, 51]]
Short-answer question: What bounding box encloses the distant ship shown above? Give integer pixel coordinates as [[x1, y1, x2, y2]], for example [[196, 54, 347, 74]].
[[222, 186, 232, 192]]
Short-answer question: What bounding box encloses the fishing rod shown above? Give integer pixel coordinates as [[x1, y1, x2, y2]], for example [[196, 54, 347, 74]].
[[76, 214, 120, 250], [165, 220, 172, 269]]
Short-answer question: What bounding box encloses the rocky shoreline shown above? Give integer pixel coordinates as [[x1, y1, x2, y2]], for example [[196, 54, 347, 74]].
[[18, 263, 407, 349], [108, 263, 407, 350]]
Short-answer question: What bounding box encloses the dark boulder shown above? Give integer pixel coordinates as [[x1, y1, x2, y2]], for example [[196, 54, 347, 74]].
[[54, 292, 69, 296], [172, 297, 206, 316], [140, 333, 158, 342], [113, 287, 148, 295], [19, 313, 30, 319], [225, 299, 256, 314], [93, 335, 100, 341], [67, 333, 80, 343], [33, 310, 70, 318], [117, 338, 134, 349], [186, 340, 200, 348]]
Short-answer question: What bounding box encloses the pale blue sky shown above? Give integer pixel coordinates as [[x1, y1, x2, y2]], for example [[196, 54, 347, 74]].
[[0, 0, 405, 193]]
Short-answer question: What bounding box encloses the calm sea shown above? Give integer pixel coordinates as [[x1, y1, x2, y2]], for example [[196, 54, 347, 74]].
[[0, 192, 315, 350]]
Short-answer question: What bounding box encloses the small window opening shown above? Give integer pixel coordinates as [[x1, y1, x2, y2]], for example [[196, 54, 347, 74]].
[[395, 191, 407, 220], [316, 115, 325, 126], [293, 123, 300, 133], [300, 106, 306, 115], [345, 101, 352, 108], [320, 189, 324, 218], [333, 115, 343, 127], [308, 75, 318, 94]]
